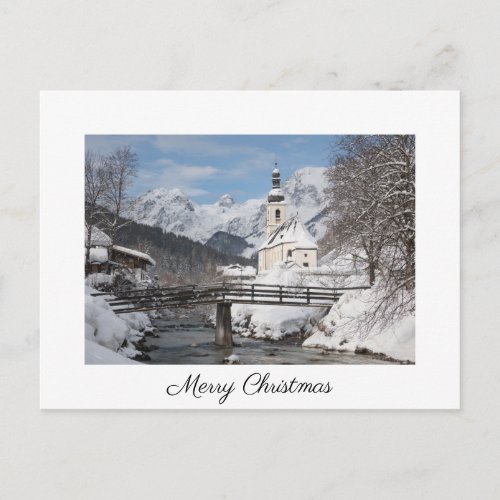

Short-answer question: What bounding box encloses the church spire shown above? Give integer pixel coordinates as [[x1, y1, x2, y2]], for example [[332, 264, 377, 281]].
[[268, 161, 285, 202]]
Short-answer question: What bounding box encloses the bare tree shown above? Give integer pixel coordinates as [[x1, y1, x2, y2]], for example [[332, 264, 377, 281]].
[[101, 145, 138, 248], [84, 150, 108, 270], [324, 135, 415, 324], [375, 135, 415, 289], [324, 136, 389, 285]]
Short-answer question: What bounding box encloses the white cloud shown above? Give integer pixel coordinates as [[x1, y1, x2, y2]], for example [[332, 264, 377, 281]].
[[181, 166, 219, 179], [150, 135, 274, 163], [132, 158, 219, 197], [182, 187, 210, 196], [154, 159, 219, 179]]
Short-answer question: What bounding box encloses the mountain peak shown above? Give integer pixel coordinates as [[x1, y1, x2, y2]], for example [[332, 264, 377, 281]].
[[143, 186, 188, 199], [129, 167, 328, 254], [167, 187, 188, 199], [217, 194, 234, 208]]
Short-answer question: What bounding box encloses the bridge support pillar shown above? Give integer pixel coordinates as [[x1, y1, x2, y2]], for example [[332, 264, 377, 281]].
[[215, 302, 232, 347]]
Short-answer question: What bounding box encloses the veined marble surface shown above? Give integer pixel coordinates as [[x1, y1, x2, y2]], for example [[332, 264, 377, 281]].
[[1, 1, 499, 498]]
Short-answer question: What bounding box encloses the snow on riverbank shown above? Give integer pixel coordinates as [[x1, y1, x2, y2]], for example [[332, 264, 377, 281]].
[[231, 267, 329, 340], [232, 266, 414, 362], [85, 339, 141, 364], [303, 285, 415, 363], [85, 286, 154, 363]]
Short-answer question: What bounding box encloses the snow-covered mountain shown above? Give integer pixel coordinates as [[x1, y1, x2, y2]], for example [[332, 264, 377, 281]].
[[129, 167, 328, 258]]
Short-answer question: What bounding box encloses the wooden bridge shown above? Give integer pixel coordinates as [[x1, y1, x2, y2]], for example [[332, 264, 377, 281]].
[[92, 282, 369, 347]]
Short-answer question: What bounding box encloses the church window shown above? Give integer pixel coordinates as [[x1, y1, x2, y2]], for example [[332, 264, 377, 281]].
[[275, 209, 281, 221], [303, 262, 309, 267], [287, 249, 292, 258]]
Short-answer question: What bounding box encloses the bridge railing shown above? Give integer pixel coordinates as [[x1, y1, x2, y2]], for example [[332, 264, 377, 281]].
[[101, 281, 371, 314], [92, 281, 370, 298]]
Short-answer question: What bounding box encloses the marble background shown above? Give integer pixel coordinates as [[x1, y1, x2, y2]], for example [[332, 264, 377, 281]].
[[1, 0, 499, 498]]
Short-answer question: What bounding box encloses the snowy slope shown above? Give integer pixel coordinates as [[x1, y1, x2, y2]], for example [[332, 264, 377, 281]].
[[231, 267, 328, 340], [85, 285, 154, 363], [230, 267, 415, 362], [303, 284, 415, 363], [129, 167, 328, 256]]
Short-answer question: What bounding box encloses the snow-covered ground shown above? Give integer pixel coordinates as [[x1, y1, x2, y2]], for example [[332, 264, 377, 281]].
[[220, 264, 257, 277], [85, 272, 113, 288], [303, 284, 415, 362], [85, 255, 414, 364], [231, 263, 415, 363], [231, 267, 330, 340], [85, 339, 141, 365], [85, 285, 155, 364]]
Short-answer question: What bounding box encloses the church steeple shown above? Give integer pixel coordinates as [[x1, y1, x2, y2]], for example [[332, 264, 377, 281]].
[[266, 162, 287, 236], [268, 162, 285, 202]]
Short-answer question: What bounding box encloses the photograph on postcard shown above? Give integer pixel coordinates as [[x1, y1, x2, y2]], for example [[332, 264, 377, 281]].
[[84, 134, 415, 366]]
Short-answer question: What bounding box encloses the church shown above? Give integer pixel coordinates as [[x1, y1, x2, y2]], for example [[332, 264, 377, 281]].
[[257, 165, 318, 273]]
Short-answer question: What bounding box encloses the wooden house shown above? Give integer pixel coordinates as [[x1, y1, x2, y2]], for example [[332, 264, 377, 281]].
[[109, 245, 156, 281], [85, 226, 155, 280]]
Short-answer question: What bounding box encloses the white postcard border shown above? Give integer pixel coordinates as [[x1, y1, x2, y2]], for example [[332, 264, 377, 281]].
[[40, 91, 460, 409]]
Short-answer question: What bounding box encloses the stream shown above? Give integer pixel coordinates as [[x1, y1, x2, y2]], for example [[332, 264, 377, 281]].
[[141, 310, 396, 365]]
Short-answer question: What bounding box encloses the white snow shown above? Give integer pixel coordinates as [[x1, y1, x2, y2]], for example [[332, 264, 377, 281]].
[[128, 167, 328, 254], [217, 194, 234, 208], [319, 250, 367, 276], [89, 247, 108, 264], [268, 187, 284, 197], [85, 226, 111, 246], [85, 272, 113, 288], [303, 283, 415, 362], [223, 354, 240, 364], [231, 267, 327, 340], [231, 256, 414, 362], [221, 265, 257, 277], [85, 339, 141, 364], [85, 286, 154, 363], [259, 215, 318, 250], [112, 245, 156, 266], [85, 291, 130, 352], [284, 167, 328, 228]]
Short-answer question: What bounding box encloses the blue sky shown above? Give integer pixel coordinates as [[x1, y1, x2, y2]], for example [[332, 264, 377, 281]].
[[85, 135, 339, 203]]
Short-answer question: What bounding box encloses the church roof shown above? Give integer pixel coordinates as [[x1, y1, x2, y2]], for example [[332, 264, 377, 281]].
[[259, 215, 318, 251]]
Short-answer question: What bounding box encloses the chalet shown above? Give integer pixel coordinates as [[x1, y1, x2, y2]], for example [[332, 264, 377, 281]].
[[110, 245, 156, 281], [258, 166, 318, 273], [85, 226, 155, 280]]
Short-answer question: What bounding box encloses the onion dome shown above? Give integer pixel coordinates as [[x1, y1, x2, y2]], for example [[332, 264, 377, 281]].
[[268, 162, 285, 202]]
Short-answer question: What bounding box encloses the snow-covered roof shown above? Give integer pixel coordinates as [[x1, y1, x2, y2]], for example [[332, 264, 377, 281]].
[[268, 187, 284, 197], [112, 245, 156, 266], [267, 186, 285, 202], [259, 216, 318, 251], [85, 226, 111, 246], [89, 247, 108, 264], [221, 264, 257, 277]]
